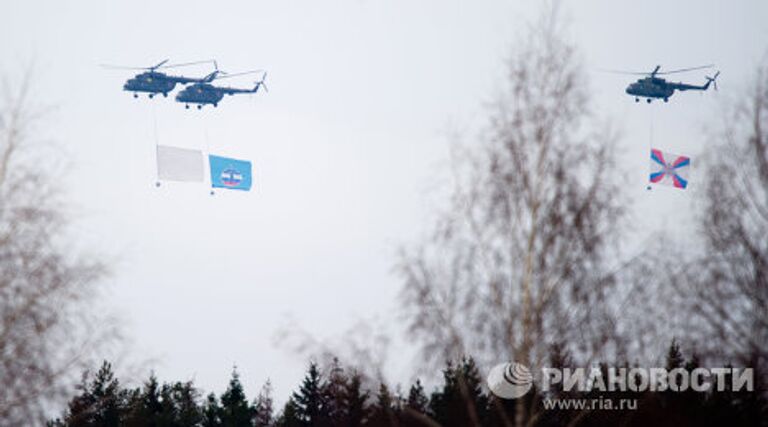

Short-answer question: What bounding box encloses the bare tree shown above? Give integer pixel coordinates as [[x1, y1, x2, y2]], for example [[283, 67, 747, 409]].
[[396, 6, 624, 426], [275, 315, 394, 393], [0, 70, 115, 424], [662, 60, 768, 368]]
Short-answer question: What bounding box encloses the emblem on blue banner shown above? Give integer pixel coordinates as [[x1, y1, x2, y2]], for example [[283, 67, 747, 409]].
[[209, 155, 252, 191]]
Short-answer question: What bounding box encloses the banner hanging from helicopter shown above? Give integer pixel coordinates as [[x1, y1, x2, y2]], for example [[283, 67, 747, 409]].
[[649, 148, 690, 190], [103, 60, 261, 192], [209, 155, 252, 191], [155, 145, 253, 192], [156, 145, 205, 183]]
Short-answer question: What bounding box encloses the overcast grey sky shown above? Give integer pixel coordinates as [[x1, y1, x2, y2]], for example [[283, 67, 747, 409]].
[[2, 0, 767, 402]]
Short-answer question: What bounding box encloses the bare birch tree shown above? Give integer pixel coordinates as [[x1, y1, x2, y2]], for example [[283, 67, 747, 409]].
[[0, 70, 114, 424], [661, 61, 768, 368], [397, 6, 624, 426]]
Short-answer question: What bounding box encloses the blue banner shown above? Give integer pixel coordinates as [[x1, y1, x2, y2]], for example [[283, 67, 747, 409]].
[[209, 154, 252, 191]]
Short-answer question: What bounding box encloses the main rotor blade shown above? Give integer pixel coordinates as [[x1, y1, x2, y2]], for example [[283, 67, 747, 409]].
[[99, 64, 149, 70], [656, 64, 714, 75], [600, 64, 715, 76], [599, 68, 653, 76], [214, 69, 265, 80], [160, 59, 217, 70], [100, 59, 216, 71], [99, 60, 168, 71]]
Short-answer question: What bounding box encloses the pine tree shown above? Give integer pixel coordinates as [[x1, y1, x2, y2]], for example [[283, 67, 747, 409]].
[[202, 393, 222, 427], [121, 387, 143, 427], [292, 362, 328, 426], [158, 382, 180, 426], [171, 381, 203, 427], [429, 360, 454, 426], [666, 339, 685, 370], [121, 377, 201, 427], [276, 397, 302, 427], [345, 370, 370, 426], [253, 380, 274, 427], [142, 374, 163, 425], [322, 358, 348, 425], [62, 379, 94, 427], [367, 383, 398, 427], [220, 367, 255, 427], [64, 361, 126, 427], [429, 358, 487, 427], [400, 379, 431, 426], [406, 379, 428, 415], [459, 357, 487, 424]]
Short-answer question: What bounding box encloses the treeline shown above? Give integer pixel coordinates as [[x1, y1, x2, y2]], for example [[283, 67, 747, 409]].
[[49, 343, 767, 427]]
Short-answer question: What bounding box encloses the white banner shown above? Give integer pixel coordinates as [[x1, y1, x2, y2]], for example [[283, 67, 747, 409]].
[[156, 145, 204, 183]]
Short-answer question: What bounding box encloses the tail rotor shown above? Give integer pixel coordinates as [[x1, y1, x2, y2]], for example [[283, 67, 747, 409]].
[[256, 72, 268, 93], [706, 71, 720, 91]]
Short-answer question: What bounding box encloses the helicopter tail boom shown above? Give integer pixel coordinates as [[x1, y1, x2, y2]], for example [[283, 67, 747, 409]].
[[670, 71, 720, 92]]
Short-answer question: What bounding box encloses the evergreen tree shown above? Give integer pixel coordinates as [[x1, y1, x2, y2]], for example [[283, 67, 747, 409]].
[[666, 339, 685, 370], [121, 387, 143, 427], [661, 340, 695, 424], [458, 357, 487, 423], [292, 362, 328, 426], [367, 383, 398, 427], [158, 382, 181, 427], [345, 371, 370, 426], [202, 393, 222, 427], [405, 379, 428, 415], [429, 358, 487, 427], [171, 381, 203, 427], [322, 358, 349, 425], [220, 367, 255, 426], [137, 373, 163, 426], [275, 397, 302, 427], [122, 377, 201, 427], [64, 361, 126, 427]]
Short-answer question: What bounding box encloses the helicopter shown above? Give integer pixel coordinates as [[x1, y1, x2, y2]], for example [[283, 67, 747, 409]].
[[614, 65, 720, 103], [102, 59, 217, 99], [176, 71, 267, 109]]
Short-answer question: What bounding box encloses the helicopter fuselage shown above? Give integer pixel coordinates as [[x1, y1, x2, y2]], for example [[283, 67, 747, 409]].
[[123, 72, 178, 97], [175, 82, 262, 109], [175, 83, 226, 107], [625, 73, 716, 103], [625, 77, 675, 102]]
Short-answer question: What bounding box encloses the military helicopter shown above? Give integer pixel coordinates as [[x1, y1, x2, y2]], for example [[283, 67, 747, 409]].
[[102, 59, 217, 99], [613, 65, 720, 103], [176, 70, 267, 109]]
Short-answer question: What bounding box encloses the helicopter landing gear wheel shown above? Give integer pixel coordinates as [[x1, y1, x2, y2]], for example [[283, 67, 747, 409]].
[[133, 93, 138, 99], [149, 94, 154, 99], [163, 93, 168, 98], [635, 97, 639, 103], [647, 98, 652, 104], [213, 103, 217, 108], [185, 104, 190, 109], [663, 97, 668, 103], [197, 105, 202, 110]]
